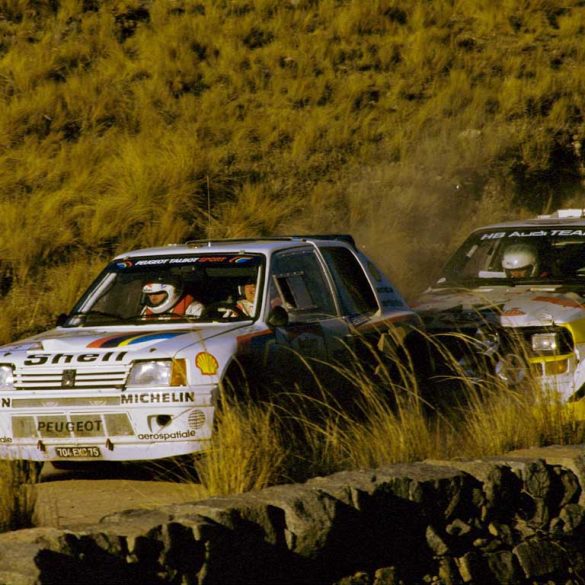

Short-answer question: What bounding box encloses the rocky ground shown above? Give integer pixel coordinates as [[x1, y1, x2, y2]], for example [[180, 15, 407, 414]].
[[4, 447, 585, 583]]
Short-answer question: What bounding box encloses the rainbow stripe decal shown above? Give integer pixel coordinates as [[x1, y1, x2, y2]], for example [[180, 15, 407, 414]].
[[87, 331, 188, 348]]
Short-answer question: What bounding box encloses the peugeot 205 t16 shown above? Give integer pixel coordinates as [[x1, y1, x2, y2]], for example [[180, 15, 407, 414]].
[[0, 236, 422, 462]]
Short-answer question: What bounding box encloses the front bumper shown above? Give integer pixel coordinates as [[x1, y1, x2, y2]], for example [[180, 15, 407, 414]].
[[0, 385, 216, 462]]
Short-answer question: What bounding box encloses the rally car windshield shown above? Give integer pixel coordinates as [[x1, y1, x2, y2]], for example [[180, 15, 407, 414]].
[[63, 253, 265, 326], [436, 228, 585, 288]]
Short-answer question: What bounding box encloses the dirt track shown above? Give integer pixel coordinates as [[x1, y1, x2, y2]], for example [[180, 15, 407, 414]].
[[30, 463, 207, 529]]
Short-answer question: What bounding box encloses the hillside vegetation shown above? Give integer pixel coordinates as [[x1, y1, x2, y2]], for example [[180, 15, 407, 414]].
[[2, 0, 585, 340]]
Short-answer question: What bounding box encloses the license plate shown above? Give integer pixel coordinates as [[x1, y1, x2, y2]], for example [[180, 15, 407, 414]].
[[55, 446, 101, 458]]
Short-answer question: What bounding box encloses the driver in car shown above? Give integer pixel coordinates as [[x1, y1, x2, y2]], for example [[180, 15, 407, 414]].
[[236, 279, 257, 316], [502, 244, 540, 279], [218, 278, 257, 319], [142, 278, 204, 317]]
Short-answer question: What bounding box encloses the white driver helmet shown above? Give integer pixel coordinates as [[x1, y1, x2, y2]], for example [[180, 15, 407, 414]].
[[142, 279, 182, 314], [501, 244, 539, 277]]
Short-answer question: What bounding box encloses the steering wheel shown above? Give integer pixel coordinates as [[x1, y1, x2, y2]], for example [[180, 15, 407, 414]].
[[202, 302, 246, 320]]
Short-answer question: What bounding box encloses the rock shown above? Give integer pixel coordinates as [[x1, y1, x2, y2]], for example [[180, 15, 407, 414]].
[[504, 446, 585, 505], [144, 521, 205, 582], [524, 460, 552, 499], [425, 460, 520, 523], [0, 527, 65, 583], [437, 557, 461, 585], [372, 463, 473, 520], [306, 470, 380, 508], [549, 516, 565, 535], [559, 503, 585, 533], [446, 519, 472, 537], [483, 465, 522, 522], [456, 551, 486, 583], [530, 497, 551, 527], [479, 539, 502, 553], [513, 539, 567, 578], [513, 517, 536, 539], [487, 521, 514, 546], [426, 525, 449, 556], [336, 571, 371, 585], [2, 448, 585, 584], [159, 492, 286, 548], [556, 466, 580, 507], [484, 550, 522, 584], [159, 483, 366, 583], [373, 566, 403, 585]]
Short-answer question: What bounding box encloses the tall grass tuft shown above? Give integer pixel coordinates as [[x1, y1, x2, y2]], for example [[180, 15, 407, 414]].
[[194, 328, 584, 498], [458, 382, 580, 458], [194, 400, 287, 496], [340, 392, 439, 470], [316, 333, 442, 469]]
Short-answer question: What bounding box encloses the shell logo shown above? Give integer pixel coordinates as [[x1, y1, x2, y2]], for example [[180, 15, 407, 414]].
[[195, 352, 219, 376]]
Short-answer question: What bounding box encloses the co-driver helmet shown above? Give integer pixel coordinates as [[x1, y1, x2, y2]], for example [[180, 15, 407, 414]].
[[501, 244, 539, 277]]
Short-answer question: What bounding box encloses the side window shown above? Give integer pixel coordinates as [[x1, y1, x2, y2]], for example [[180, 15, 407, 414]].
[[320, 247, 378, 316], [270, 249, 336, 319]]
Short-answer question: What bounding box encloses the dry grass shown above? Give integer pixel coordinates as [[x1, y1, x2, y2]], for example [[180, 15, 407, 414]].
[[2, 0, 585, 524], [1, 0, 585, 332], [192, 376, 581, 497], [193, 330, 583, 496], [457, 382, 576, 457], [194, 399, 287, 496]]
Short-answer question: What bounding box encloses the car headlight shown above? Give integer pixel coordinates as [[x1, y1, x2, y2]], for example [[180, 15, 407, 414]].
[[0, 365, 15, 390], [532, 333, 558, 354], [126, 359, 187, 387]]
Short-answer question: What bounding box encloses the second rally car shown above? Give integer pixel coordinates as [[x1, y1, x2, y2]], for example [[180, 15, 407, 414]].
[[415, 209, 585, 414]]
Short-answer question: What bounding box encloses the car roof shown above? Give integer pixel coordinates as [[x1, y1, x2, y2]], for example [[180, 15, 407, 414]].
[[114, 235, 357, 259], [469, 209, 585, 233]]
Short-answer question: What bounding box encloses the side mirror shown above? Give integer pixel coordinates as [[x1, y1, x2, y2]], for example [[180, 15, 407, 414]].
[[56, 313, 68, 327], [266, 306, 289, 328]]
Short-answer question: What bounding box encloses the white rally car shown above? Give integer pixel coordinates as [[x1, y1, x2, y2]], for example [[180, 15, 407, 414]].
[[0, 236, 421, 462], [414, 209, 585, 415]]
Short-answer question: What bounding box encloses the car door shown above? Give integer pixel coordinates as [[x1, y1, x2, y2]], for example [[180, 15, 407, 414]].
[[320, 245, 431, 387], [266, 247, 348, 384], [318, 245, 381, 361]]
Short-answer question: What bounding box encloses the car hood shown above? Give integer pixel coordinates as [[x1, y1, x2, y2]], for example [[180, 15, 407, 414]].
[[414, 285, 585, 328], [0, 324, 246, 360]]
